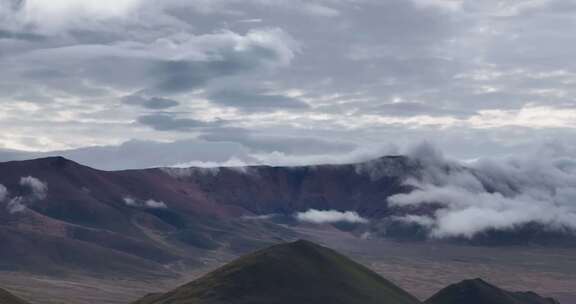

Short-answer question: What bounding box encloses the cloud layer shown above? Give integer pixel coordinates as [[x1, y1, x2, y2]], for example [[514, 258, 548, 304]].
[[389, 143, 576, 238], [296, 209, 368, 224]]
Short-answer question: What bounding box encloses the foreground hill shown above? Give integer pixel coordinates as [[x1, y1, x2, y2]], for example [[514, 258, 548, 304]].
[[0, 287, 31, 304], [131, 240, 422, 304], [426, 278, 559, 304]]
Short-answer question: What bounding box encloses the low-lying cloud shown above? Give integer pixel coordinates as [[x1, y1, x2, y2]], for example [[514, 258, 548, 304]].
[[0, 176, 48, 214], [0, 184, 7, 202], [123, 197, 167, 209], [20, 176, 48, 200], [388, 142, 576, 239], [296, 209, 368, 224]]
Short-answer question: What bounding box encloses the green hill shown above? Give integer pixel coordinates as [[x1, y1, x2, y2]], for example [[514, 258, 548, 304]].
[[0, 288, 31, 304], [132, 240, 422, 304], [425, 278, 559, 304]]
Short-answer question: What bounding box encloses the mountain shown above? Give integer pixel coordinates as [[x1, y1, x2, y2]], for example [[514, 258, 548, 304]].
[[425, 278, 559, 304], [0, 287, 31, 304], [131, 240, 422, 304], [0, 156, 574, 275], [0, 156, 414, 275]]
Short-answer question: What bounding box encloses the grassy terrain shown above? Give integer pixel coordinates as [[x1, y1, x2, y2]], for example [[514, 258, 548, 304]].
[[132, 240, 422, 304]]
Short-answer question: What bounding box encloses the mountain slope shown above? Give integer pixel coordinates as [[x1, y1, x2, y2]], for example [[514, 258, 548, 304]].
[[0, 287, 31, 304], [1, 156, 574, 276], [131, 240, 422, 304], [425, 278, 559, 304]]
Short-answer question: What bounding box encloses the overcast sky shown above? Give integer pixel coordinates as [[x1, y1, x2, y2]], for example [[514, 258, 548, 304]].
[[0, 0, 575, 169]]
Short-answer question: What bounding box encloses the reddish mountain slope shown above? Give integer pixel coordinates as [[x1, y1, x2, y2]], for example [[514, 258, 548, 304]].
[[1, 156, 574, 276]]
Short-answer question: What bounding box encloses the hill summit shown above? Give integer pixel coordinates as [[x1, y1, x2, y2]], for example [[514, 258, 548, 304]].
[[132, 239, 422, 304], [425, 278, 559, 304]]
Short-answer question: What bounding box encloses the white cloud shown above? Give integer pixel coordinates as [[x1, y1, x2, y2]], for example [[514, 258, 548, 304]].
[[123, 196, 138, 207], [144, 199, 167, 209], [123, 196, 167, 209], [9, 0, 143, 31], [389, 143, 576, 238], [0, 184, 7, 202], [7, 197, 26, 214], [296, 209, 368, 224], [19, 176, 48, 200]]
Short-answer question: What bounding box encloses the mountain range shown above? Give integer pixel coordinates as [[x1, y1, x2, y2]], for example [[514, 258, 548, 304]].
[[0, 156, 574, 276]]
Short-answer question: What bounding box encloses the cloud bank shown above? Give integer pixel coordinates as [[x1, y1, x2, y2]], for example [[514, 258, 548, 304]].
[[296, 209, 368, 224], [388, 143, 576, 239]]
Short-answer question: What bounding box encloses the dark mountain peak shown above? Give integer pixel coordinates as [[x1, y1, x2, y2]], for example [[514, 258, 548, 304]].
[[132, 240, 422, 304], [289, 238, 321, 249], [426, 278, 559, 304], [35, 156, 77, 168], [1, 156, 85, 170], [0, 287, 31, 304], [459, 278, 492, 288]]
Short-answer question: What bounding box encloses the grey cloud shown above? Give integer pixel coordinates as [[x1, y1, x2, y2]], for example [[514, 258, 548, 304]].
[[0, 0, 576, 170], [122, 95, 180, 109], [200, 130, 357, 155], [366, 102, 476, 118], [137, 113, 225, 132], [1, 28, 297, 100], [0, 30, 44, 41], [208, 88, 309, 111]]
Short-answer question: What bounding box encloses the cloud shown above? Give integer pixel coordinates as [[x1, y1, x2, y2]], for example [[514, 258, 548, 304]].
[[0, 29, 44, 41], [296, 209, 369, 224], [365, 102, 476, 118], [122, 95, 180, 110], [388, 142, 576, 238], [208, 88, 309, 111], [137, 113, 225, 131], [19, 176, 47, 200], [2, 28, 298, 99], [4, 0, 143, 32], [0, 184, 7, 202], [123, 197, 138, 207], [123, 197, 167, 209], [0, 176, 48, 214], [199, 130, 357, 155], [144, 199, 167, 209], [1, 0, 576, 174], [6, 197, 26, 214]]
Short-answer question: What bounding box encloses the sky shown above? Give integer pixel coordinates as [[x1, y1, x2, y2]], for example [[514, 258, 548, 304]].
[[1, 0, 576, 169]]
